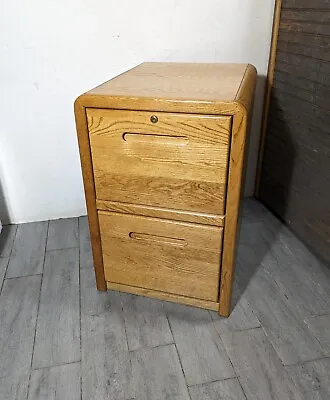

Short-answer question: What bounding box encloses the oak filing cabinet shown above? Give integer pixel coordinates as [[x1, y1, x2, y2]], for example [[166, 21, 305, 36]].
[[75, 62, 256, 316]]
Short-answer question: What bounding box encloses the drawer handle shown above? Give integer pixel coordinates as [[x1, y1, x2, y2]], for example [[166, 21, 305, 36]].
[[129, 232, 188, 247], [123, 133, 188, 146]]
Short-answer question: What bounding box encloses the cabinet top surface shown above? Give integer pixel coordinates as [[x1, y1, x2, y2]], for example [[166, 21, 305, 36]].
[[85, 62, 250, 102]]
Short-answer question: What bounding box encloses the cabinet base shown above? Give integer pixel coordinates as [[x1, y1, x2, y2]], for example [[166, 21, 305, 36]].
[[106, 281, 221, 313]]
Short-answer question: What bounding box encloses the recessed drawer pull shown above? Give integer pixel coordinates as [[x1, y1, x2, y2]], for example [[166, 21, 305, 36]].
[[129, 232, 188, 247], [123, 132, 189, 146]]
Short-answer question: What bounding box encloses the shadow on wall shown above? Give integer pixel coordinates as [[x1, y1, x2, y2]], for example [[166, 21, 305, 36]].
[[0, 177, 13, 255], [0, 176, 10, 226], [233, 91, 296, 307], [258, 92, 297, 222], [242, 74, 266, 196]]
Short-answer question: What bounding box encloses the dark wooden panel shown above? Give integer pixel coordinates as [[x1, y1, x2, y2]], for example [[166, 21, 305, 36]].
[[274, 71, 315, 92], [271, 89, 330, 127], [262, 126, 330, 192], [279, 29, 330, 47], [275, 62, 330, 86], [280, 21, 330, 36], [259, 2, 330, 264], [269, 118, 330, 157], [269, 100, 330, 134], [273, 79, 330, 108], [265, 130, 330, 173], [259, 177, 330, 263], [277, 40, 330, 62], [282, 0, 330, 9], [281, 9, 330, 23], [274, 69, 330, 90], [260, 167, 329, 219], [262, 144, 329, 193], [276, 50, 330, 74]]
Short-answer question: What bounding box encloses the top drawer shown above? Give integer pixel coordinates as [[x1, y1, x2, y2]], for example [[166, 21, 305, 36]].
[[87, 109, 232, 215]]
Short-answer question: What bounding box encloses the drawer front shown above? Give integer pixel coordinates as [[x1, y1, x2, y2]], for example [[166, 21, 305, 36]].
[[88, 109, 232, 214], [98, 211, 223, 302]]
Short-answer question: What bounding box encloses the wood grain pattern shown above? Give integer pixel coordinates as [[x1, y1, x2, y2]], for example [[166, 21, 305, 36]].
[[165, 302, 235, 386], [74, 99, 106, 290], [189, 378, 246, 400], [107, 282, 219, 311], [130, 344, 190, 400], [75, 63, 252, 115], [1, 201, 328, 398], [6, 221, 48, 278], [96, 199, 225, 227], [33, 248, 80, 369], [83, 62, 247, 102], [219, 64, 257, 316], [99, 211, 222, 302], [28, 363, 81, 400], [88, 108, 231, 214], [75, 62, 257, 316]]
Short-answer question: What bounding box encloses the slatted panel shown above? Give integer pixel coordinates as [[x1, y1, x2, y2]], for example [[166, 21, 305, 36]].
[[259, 0, 330, 263]]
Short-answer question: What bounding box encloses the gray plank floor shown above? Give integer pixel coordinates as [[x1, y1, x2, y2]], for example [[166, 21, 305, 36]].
[[0, 198, 329, 400]]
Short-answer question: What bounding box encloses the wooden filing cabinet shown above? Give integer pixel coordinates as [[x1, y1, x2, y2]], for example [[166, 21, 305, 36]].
[[75, 62, 256, 316]]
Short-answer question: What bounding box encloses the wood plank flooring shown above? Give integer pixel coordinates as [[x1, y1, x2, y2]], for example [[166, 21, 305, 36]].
[[0, 200, 329, 400]]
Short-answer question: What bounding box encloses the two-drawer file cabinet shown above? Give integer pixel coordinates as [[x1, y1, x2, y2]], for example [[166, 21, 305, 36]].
[[75, 62, 256, 316]]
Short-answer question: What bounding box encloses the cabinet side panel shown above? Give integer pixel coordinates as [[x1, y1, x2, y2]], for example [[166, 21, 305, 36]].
[[74, 98, 106, 290], [219, 65, 257, 316]]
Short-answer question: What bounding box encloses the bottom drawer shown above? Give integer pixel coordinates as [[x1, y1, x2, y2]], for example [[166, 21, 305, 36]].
[[98, 211, 223, 302]]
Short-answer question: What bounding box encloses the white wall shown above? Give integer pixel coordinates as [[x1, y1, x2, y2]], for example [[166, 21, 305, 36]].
[[0, 0, 274, 224]]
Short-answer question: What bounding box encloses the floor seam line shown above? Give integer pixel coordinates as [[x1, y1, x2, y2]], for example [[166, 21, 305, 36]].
[[4, 273, 42, 280], [236, 375, 249, 400], [119, 296, 135, 399], [26, 219, 49, 399], [78, 216, 83, 400], [31, 360, 82, 372], [128, 341, 176, 353], [45, 245, 80, 253], [165, 311, 192, 399], [211, 318, 240, 381], [0, 224, 18, 295], [284, 355, 330, 368], [187, 376, 243, 388]]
